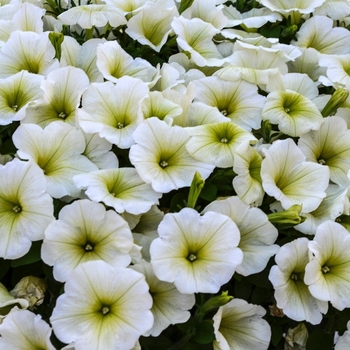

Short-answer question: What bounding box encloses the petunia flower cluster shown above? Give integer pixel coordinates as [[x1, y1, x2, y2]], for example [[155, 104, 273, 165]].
[[1, 0, 350, 349]]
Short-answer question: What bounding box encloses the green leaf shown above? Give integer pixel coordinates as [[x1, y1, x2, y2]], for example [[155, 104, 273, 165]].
[[271, 324, 283, 346], [170, 192, 188, 212], [0, 259, 11, 280], [193, 321, 215, 345], [234, 278, 253, 300], [306, 330, 333, 350], [199, 182, 217, 202], [11, 241, 42, 268]]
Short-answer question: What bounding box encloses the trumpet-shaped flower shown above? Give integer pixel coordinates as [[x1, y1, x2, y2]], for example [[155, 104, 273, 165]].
[[132, 260, 195, 336], [61, 37, 105, 82], [0, 70, 43, 125], [298, 116, 350, 186], [223, 5, 282, 29], [78, 77, 148, 148], [83, 132, 119, 169], [233, 141, 264, 206], [96, 40, 157, 83], [203, 196, 279, 276], [295, 184, 347, 235], [0, 31, 59, 78], [0, 159, 54, 259], [73, 168, 162, 215], [50, 260, 154, 350], [150, 208, 243, 294], [23, 66, 90, 127], [13, 122, 98, 198], [129, 117, 214, 193], [269, 238, 328, 324], [257, 0, 326, 16], [291, 16, 350, 55], [0, 308, 55, 350], [125, 4, 177, 52], [141, 91, 182, 124], [185, 122, 257, 168], [58, 4, 126, 28], [261, 138, 329, 213], [305, 220, 350, 310], [262, 89, 323, 137], [313, 0, 350, 19], [215, 47, 288, 88], [319, 54, 350, 90], [213, 298, 271, 350], [194, 77, 265, 131], [182, 0, 228, 29], [171, 16, 227, 67], [41, 199, 134, 282]]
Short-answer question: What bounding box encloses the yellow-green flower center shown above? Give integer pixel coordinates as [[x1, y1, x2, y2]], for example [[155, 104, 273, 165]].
[[117, 122, 124, 129], [290, 273, 298, 281], [220, 138, 229, 143], [58, 112, 66, 119], [221, 109, 228, 116], [12, 104, 19, 111]]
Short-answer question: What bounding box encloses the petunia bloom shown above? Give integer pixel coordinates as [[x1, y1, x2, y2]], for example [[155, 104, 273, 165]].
[[51, 260, 154, 350], [150, 208, 243, 294], [0, 158, 54, 259], [41, 199, 134, 282]]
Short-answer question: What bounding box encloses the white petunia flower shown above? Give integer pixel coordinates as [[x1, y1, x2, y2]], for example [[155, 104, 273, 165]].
[[193, 76, 265, 131], [0, 159, 54, 259], [78, 77, 148, 148], [129, 117, 214, 193], [298, 116, 350, 187], [82, 132, 119, 170], [23, 66, 90, 127], [150, 208, 243, 294], [313, 0, 350, 19], [269, 238, 328, 324], [223, 5, 282, 29], [58, 4, 126, 28], [257, 0, 326, 18], [73, 168, 162, 215], [261, 138, 329, 213], [171, 16, 228, 67], [0, 70, 43, 125], [185, 122, 257, 168], [233, 141, 264, 206], [215, 46, 288, 88], [60, 36, 105, 82], [41, 199, 134, 282], [295, 184, 347, 235], [319, 54, 350, 90], [0, 31, 59, 78], [141, 91, 182, 124], [96, 40, 157, 83], [125, 4, 177, 52], [305, 220, 350, 310], [13, 122, 98, 198], [203, 196, 279, 276], [262, 89, 323, 137], [291, 16, 350, 55], [182, 0, 228, 29], [213, 298, 271, 350], [132, 260, 195, 337], [51, 260, 154, 350], [0, 308, 55, 349]]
